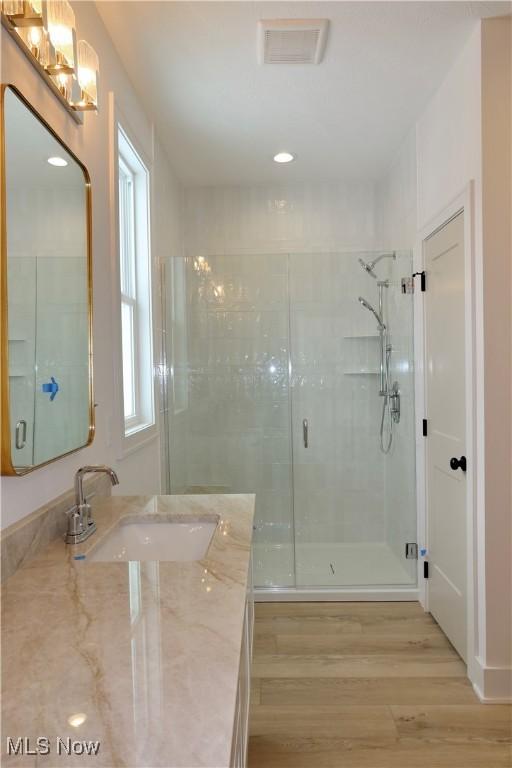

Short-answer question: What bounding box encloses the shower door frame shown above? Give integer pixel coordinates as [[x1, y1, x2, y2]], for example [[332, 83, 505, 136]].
[[162, 249, 420, 602]]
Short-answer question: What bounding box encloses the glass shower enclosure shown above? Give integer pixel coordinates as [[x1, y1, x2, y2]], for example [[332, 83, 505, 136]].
[[164, 251, 416, 594]]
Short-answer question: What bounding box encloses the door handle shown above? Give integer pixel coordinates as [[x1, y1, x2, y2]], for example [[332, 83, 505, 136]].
[[303, 419, 308, 448], [15, 420, 27, 450], [450, 455, 467, 472]]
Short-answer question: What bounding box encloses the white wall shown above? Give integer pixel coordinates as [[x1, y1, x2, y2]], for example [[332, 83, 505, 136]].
[[0, 2, 182, 528], [480, 15, 511, 689], [416, 19, 511, 700], [417, 26, 482, 231], [375, 128, 417, 252]]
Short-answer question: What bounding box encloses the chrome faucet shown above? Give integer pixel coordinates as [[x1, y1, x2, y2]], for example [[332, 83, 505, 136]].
[[65, 465, 119, 545]]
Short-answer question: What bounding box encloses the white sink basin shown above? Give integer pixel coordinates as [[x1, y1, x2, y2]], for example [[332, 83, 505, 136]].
[[88, 519, 217, 562]]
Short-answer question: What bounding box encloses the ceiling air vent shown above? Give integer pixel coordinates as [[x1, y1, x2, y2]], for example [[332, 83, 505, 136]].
[[258, 19, 329, 65]]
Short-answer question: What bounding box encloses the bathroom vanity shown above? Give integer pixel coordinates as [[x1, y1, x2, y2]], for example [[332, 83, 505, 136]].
[[1, 494, 255, 767]]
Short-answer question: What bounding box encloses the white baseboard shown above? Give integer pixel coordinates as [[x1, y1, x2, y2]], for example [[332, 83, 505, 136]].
[[471, 657, 512, 702]]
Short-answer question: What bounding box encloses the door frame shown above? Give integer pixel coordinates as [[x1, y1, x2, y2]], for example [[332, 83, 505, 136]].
[[414, 182, 478, 684]]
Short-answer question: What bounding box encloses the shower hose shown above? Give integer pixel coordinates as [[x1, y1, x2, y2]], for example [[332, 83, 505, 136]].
[[380, 344, 393, 454]]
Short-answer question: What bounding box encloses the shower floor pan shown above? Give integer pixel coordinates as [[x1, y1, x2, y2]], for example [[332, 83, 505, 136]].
[[253, 541, 417, 599]]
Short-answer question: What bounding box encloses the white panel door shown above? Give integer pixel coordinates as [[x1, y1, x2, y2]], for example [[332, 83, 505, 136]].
[[425, 211, 467, 660]]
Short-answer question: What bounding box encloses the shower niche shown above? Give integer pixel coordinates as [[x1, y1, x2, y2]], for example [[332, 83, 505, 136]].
[[165, 251, 417, 595]]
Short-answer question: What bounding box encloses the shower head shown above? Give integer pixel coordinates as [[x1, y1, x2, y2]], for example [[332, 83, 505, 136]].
[[358, 251, 396, 279], [358, 296, 386, 331]]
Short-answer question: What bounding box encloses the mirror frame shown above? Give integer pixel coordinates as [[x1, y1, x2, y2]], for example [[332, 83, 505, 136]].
[[0, 83, 95, 476]]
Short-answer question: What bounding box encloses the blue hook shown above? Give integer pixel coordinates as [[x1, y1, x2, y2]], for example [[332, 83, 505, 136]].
[[42, 377, 59, 401]]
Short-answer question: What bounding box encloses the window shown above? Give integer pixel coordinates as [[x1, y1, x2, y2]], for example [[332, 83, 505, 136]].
[[118, 126, 154, 436]]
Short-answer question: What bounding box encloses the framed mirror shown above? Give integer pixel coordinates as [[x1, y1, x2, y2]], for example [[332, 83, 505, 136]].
[[1, 85, 94, 475]]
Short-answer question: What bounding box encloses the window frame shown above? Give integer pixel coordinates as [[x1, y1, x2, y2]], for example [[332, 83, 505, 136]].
[[112, 112, 156, 455], [118, 154, 140, 430]]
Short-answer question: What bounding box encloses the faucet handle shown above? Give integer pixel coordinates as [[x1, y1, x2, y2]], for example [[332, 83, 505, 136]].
[[66, 507, 85, 539], [79, 502, 93, 528]]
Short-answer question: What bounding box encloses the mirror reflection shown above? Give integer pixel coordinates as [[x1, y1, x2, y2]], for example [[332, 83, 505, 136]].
[[2, 86, 93, 475]]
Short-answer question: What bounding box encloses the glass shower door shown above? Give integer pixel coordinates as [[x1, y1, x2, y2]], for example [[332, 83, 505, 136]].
[[167, 253, 295, 588], [289, 251, 417, 588], [165, 249, 417, 591]]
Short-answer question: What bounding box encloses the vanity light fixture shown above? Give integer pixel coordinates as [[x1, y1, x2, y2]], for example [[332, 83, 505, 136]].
[[45, 0, 75, 74], [1, 0, 100, 122], [3, 0, 41, 24], [273, 152, 295, 163], [2, 1, 24, 14], [74, 39, 99, 110], [47, 155, 68, 166], [19, 24, 49, 63]]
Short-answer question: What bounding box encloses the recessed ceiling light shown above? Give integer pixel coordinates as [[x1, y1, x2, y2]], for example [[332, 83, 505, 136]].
[[47, 156, 68, 167], [273, 152, 295, 163]]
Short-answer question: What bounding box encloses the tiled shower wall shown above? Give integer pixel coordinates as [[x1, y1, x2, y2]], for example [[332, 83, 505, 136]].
[[183, 181, 377, 257]]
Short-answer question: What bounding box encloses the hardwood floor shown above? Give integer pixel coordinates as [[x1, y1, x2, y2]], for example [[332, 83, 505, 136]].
[[248, 602, 512, 768]]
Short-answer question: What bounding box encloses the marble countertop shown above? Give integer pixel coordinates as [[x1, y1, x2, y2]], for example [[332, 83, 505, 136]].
[[1, 494, 255, 767]]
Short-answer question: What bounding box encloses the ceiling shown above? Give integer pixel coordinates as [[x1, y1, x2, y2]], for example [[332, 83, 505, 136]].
[[96, 1, 511, 186]]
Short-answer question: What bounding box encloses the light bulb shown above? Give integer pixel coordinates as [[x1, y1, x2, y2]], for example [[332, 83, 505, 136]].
[[27, 26, 42, 48], [19, 23, 48, 63], [57, 72, 70, 96]]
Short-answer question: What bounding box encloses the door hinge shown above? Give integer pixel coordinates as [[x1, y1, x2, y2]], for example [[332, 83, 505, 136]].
[[424, 561, 429, 579], [412, 271, 426, 291], [422, 418, 428, 437], [405, 542, 418, 560], [401, 276, 414, 294]]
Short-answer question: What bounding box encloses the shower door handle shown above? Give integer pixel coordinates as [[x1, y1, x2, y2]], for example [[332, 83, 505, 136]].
[[303, 419, 309, 448], [15, 420, 27, 450]]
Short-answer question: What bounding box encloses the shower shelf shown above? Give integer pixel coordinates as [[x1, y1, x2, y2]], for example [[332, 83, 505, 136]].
[[344, 370, 380, 376], [343, 334, 380, 339]]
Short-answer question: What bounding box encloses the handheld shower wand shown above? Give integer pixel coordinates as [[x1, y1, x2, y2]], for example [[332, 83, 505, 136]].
[[358, 297, 386, 331], [358, 287, 400, 454], [358, 296, 387, 395]]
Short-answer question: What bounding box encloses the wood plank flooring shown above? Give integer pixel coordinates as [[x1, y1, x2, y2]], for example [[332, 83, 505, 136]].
[[248, 602, 512, 768]]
